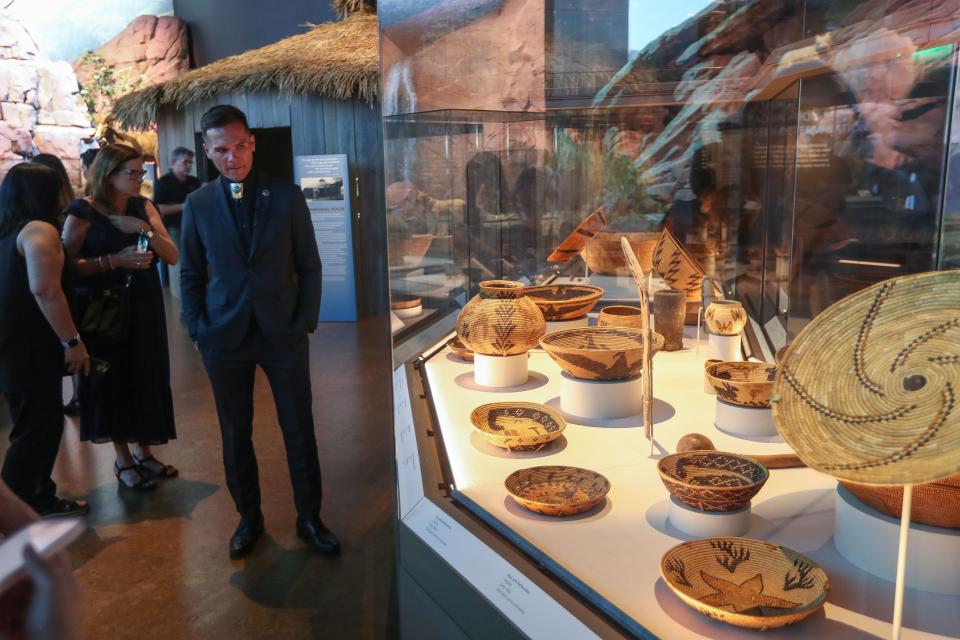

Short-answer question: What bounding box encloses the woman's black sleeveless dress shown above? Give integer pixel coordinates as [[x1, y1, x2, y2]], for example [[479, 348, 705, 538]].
[[67, 198, 176, 444]]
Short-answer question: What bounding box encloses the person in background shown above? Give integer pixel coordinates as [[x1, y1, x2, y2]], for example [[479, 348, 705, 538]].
[[181, 105, 339, 559], [154, 147, 201, 296], [0, 163, 90, 517], [61, 144, 179, 491], [80, 148, 98, 188], [0, 479, 81, 640], [30, 154, 83, 418]]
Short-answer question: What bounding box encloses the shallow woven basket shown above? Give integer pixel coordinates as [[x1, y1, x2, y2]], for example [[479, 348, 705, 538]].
[[540, 327, 664, 381], [523, 284, 604, 321], [660, 537, 829, 630], [470, 402, 566, 451], [446, 336, 473, 362], [706, 361, 777, 408], [652, 227, 706, 294], [456, 280, 546, 357], [658, 451, 769, 512], [390, 293, 422, 310], [772, 271, 960, 485], [546, 205, 608, 263], [505, 466, 610, 517], [840, 473, 960, 528]]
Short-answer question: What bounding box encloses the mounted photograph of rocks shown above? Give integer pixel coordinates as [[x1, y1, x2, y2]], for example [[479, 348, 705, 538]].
[[1, 1, 960, 639]]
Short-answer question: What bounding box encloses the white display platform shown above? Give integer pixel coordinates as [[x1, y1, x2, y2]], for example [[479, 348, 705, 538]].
[[835, 486, 960, 596], [422, 323, 959, 639], [393, 304, 423, 319], [545, 316, 589, 334], [708, 332, 741, 361], [714, 399, 778, 438], [474, 352, 528, 388], [559, 372, 644, 420], [668, 496, 750, 537]]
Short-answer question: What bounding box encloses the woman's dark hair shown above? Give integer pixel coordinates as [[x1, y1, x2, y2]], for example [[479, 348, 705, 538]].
[[32, 152, 75, 203], [0, 162, 67, 236], [86, 143, 141, 206]]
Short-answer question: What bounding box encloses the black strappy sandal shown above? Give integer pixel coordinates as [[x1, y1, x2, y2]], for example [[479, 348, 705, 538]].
[[132, 453, 179, 479], [114, 460, 157, 490]]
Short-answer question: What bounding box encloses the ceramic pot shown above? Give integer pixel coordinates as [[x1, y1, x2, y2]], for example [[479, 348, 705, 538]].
[[654, 289, 686, 351], [652, 227, 706, 294], [598, 305, 643, 329], [705, 300, 747, 336], [456, 280, 545, 357], [583, 231, 659, 274]]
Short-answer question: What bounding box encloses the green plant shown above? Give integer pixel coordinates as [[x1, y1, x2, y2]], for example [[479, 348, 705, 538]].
[[77, 51, 141, 121]]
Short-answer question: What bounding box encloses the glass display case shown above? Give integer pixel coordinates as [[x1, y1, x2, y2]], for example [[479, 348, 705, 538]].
[[382, 2, 960, 639]]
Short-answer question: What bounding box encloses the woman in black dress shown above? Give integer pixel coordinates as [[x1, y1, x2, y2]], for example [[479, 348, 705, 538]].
[[62, 144, 179, 490], [0, 163, 90, 515]]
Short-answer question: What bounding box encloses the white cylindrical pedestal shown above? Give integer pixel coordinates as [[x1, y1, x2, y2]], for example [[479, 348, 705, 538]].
[[715, 399, 777, 437], [474, 352, 528, 388], [545, 316, 589, 335], [390, 311, 404, 334], [668, 497, 750, 537], [393, 304, 423, 319], [708, 333, 741, 361], [560, 372, 644, 420], [835, 486, 960, 595]]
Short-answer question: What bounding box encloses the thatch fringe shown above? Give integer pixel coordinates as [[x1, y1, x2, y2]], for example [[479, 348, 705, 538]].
[[112, 12, 378, 130], [331, 0, 375, 18]]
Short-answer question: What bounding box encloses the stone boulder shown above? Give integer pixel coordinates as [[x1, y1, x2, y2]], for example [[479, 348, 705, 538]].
[[73, 15, 190, 90]]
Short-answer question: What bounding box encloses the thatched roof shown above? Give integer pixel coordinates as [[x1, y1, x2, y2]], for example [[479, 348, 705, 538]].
[[333, 0, 376, 18], [112, 11, 378, 130]]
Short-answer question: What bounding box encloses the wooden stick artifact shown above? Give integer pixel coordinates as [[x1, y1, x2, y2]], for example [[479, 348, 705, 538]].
[[620, 236, 653, 439]]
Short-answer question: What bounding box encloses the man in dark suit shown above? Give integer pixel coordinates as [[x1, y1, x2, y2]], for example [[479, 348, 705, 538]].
[[180, 105, 339, 559]]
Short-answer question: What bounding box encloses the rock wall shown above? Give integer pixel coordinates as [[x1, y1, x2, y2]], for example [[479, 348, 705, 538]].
[[0, 12, 92, 187]]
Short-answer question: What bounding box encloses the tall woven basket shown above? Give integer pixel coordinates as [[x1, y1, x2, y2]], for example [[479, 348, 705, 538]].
[[456, 280, 546, 357]]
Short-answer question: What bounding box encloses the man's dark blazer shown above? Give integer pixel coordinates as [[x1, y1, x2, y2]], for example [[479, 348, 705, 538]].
[[180, 172, 321, 350]]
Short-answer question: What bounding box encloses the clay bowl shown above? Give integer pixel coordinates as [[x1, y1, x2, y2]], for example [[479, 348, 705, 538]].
[[661, 537, 829, 629], [652, 227, 706, 294], [523, 284, 604, 321], [658, 451, 769, 512], [470, 402, 565, 451], [540, 327, 665, 381], [597, 305, 643, 329], [505, 466, 610, 516], [840, 473, 960, 529], [706, 361, 777, 408], [447, 336, 474, 362]]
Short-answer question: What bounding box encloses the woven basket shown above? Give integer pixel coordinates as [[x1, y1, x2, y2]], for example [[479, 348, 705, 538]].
[[540, 327, 664, 381], [652, 227, 706, 294], [446, 336, 473, 362], [658, 451, 768, 512], [390, 293, 422, 310], [470, 402, 565, 451], [706, 361, 777, 408], [661, 537, 829, 630], [546, 205, 608, 263], [523, 284, 604, 321], [705, 300, 747, 336], [772, 270, 960, 485], [598, 305, 644, 329], [583, 231, 659, 274], [840, 473, 960, 528], [456, 280, 546, 357], [505, 466, 610, 516]]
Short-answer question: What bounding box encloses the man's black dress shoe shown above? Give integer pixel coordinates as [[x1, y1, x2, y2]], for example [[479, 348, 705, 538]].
[[229, 512, 264, 560], [296, 516, 340, 554]]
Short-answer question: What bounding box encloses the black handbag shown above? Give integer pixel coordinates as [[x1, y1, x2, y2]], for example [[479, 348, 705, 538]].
[[76, 285, 131, 342]]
